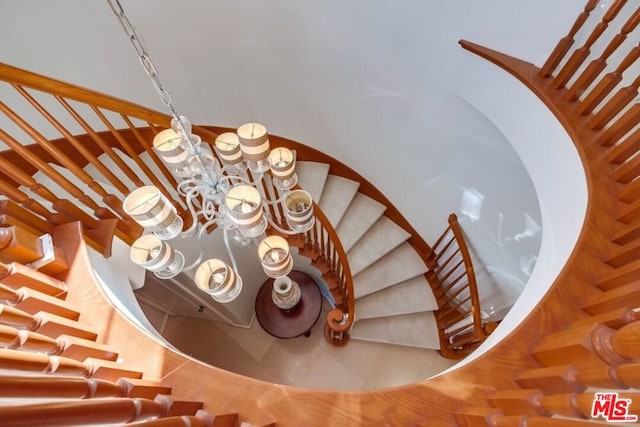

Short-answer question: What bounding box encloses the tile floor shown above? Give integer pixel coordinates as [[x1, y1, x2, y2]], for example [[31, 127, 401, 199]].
[[140, 301, 459, 390]]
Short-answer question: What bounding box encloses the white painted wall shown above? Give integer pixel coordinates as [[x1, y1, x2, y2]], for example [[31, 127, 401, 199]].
[[1, 1, 590, 353]]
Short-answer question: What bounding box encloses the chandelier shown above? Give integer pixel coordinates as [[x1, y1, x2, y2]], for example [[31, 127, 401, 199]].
[[108, 0, 315, 303]]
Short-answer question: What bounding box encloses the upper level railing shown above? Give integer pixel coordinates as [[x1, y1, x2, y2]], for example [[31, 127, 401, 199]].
[[427, 213, 493, 358], [453, 0, 640, 423], [0, 62, 354, 346]]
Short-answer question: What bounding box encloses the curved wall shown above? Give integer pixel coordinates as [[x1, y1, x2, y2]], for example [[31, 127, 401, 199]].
[[1, 1, 587, 337]]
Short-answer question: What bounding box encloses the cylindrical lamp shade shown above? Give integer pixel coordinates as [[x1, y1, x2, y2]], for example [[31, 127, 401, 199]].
[[284, 190, 315, 232], [268, 147, 295, 180], [237, 123, 270, 162], [123, 186, 183, 240], [153, 128, 189, 170], [214, 132, 243, 165], [194, 259, 243, 303], [225, 185, 265, 237], [258, 235, 293, 278], [130, 234, 184, 279]]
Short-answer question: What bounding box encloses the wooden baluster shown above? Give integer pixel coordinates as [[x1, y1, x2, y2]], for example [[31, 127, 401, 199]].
[[611, 143, 640, 184], [436, 260, 465, 294], [56, 97, 143, 190], [617, 175, 640, 204], [0, 199, 56, 238], [0, 126, 101, 215], [597, 258, 640, 289], [583, 282, 640, 314], [0, 260, 67, 298], [577, 363, 640, 389], [588, 77, 640, 129], [606, 127, 640, 165], [433, 233, 456, 262], [0, 101, 118, 208], [516, 365, 584, 394], [539, 0, 599, 78], [436, 270, 466, 300], [577, 42, 640, 115], [607, 320, 640, 361], [617, 198, 640, 224], [92, 106, 179, 205], [564, 6, 640, 100], [0, 176, 56, 221], [611, 217, 640, 245], [121, 114, 178, 188], [552, 0, 627, 89], [13, 85, 131, 195], [0, 374, 127, 399], [0, 397, 167, 426], [14, 328, 60, 353], [595, 103, 640, 146], [429, 224, 453, 259], [535, 320, 640, 369], [435, 248, 462, 277], [0, 305, 39, 329]]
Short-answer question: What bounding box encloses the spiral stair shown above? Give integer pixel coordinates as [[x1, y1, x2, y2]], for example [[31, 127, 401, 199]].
[[25, 149, 441, 350]]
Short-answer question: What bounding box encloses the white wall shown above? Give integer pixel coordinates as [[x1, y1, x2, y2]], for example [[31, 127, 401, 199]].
[[1, 1, 588, 343]]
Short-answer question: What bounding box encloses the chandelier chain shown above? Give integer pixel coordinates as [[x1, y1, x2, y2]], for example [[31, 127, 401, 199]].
[[106, 0, 180, 121]]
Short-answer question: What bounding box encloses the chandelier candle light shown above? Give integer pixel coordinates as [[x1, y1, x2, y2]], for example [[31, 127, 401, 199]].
[[109, 0, 315, 304]]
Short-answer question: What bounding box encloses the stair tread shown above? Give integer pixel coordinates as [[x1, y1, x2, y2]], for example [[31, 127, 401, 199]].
[[347, 217, 411, 275], [351, 312, 440, 349], [336, 193, 387, 252], [353, 242, 428, 298], [356, 276, 438, 319], [295, 161, 330, 202], [318, 175, 360, 226]]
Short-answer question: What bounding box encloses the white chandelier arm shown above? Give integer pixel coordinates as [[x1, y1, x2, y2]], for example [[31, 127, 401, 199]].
[[223, 227, 241, 275], [181, 218, 218, 271], [179, 182, 208, 236], [264, 211, 303, 236]]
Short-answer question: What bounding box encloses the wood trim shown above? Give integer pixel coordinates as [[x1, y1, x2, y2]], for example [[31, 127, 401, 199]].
[[0, 63, 171, 126]]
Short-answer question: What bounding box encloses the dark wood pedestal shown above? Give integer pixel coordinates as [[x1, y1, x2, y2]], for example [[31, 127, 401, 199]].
[[255, 271, 322, 339]]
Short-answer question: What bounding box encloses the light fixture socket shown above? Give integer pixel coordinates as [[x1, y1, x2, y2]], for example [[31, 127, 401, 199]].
[[284, 190, 315, 233], [130, 234, 185, 279], [123, 186, 183, 240], [269, 147, 297, 190], [214, 132, 244, 165], [194, 259, 243, 303], [224, 185, 266, 237], [258, 235, 293, 278]]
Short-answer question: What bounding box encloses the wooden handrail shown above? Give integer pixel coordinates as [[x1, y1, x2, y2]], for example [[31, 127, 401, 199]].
[[311, 200, 354, 345], [428, 213, 486, 357], [0, 63, 171, 126]]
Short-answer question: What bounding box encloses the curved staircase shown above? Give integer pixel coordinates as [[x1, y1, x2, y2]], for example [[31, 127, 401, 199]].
[[295, 161, 440, 349], [23, 148, 442, 350]]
